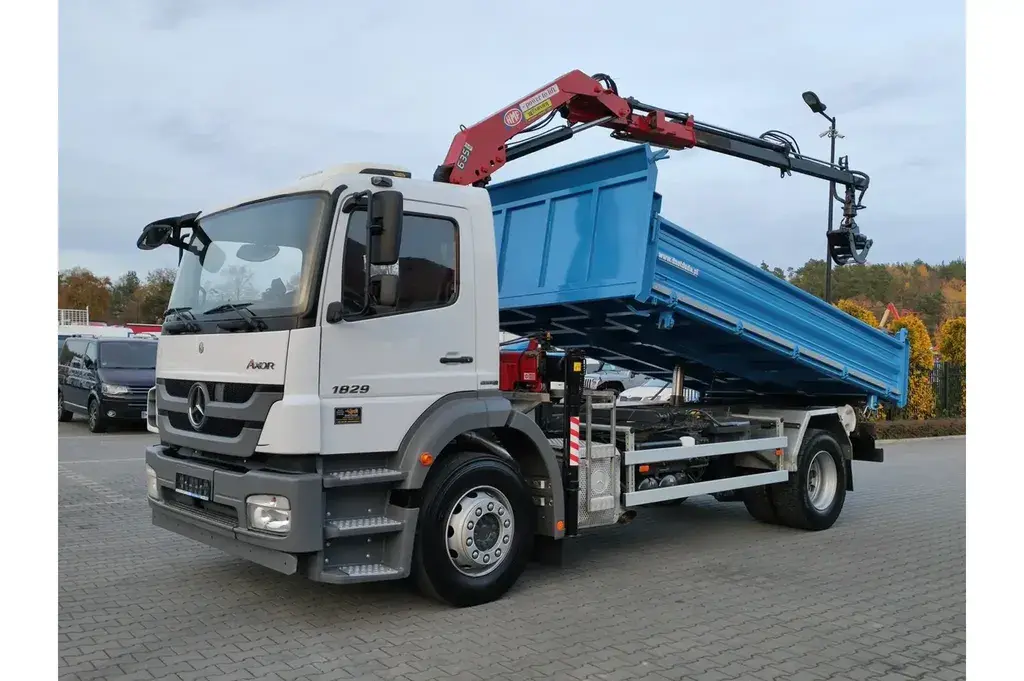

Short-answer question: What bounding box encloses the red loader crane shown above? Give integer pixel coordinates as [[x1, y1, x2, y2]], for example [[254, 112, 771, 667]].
[[434, 69, 873, 266]]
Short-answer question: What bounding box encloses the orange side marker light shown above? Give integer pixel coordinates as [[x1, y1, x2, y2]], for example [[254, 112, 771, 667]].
[[419, 452, 434, 466]]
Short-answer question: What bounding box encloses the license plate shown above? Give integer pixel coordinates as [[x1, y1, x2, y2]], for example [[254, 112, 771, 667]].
[[175, 473, 212, 501]]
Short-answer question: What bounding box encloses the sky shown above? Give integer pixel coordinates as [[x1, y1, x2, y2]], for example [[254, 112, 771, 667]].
[[58, 0, 965, 281]]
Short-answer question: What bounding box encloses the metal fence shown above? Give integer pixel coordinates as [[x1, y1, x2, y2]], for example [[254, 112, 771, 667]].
[[885, 361, 965, 420], [932, 362, 965, 417]]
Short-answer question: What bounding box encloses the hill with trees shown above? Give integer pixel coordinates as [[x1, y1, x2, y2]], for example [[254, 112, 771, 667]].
[[58, 257, 967, 332], [759, 258, 966, 333]]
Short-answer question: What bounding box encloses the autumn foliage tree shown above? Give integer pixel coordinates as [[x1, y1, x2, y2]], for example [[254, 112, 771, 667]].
[[890, 314, 935, 420], [58, 266, 176, 324], [772, 258, 966, 333], [835, 299, 879, 327], [937, 316, 966, 417], [58, 267, 113, 319]]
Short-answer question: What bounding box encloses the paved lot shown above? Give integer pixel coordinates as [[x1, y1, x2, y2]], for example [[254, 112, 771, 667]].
[[59, 421, 965, 681]]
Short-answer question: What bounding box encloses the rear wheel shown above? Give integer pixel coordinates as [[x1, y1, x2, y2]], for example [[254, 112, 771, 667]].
[[771, 429, 847, 530], [58, 390, 73, 422], [413, 450, 534, 607], [87, 398, 107, 433], [740, 482, 778, 524]]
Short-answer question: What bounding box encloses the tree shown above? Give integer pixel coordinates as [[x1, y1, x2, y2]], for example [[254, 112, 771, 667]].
[[110, 270, 142, 321], [835, 299, 879, 327], [759, 261, 786, 280], [937, 316, 966, 417], [137, 268, 176, 321], [766, 257, 967, 335], [890, 314, 935, 420], [937, 317, 966, 365], [58, 267, 112, 318]]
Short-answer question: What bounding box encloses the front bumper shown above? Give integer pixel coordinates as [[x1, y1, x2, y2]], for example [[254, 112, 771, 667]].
[[146, 445, 325, 574], [99, 396, 148, 421]]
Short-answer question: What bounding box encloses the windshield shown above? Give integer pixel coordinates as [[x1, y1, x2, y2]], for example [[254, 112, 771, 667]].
[[166, 193, 329, 318], [641, 378, 668, 388], [99, 342, 157, 369]]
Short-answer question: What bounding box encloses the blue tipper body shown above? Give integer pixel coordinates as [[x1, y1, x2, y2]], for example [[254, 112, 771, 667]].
[[487, 144, 910, 407]]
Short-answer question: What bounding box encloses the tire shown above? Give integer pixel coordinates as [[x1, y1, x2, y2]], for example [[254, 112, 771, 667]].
[[412, 450, 535, 607], [58, 390, 73, 423], [87, 397, 107, 433], [740, 482, 778, 524], [771, 429, 847, 531], [597, 382, 624, 396]]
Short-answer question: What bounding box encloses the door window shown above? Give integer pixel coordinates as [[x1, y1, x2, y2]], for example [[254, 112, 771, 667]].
[[63, 340, 86, 365], [59, 340, 75, 365], [341, 211, 458, 317], [85, 343, 99, 367]]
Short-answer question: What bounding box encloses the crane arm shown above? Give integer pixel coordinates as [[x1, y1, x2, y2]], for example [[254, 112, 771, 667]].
[[433, 70, 873, 264]]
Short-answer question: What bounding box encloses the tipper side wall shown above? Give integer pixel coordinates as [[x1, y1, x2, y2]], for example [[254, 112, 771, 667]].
[[489, 145, 909, 407]]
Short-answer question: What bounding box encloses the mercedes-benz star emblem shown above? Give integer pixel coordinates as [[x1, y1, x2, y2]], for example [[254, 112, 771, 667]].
[[187, 382, 210, 430], [198, 341, 205, 354]]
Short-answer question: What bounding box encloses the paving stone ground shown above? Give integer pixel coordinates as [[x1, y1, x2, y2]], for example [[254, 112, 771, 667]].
[[58, 420, 966, 681]]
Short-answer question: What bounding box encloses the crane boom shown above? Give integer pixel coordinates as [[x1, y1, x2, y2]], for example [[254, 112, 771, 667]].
[[433, 69, 873, 265]]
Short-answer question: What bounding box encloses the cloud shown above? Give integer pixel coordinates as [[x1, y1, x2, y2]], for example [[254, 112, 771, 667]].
[[59, 0, 965, 280]]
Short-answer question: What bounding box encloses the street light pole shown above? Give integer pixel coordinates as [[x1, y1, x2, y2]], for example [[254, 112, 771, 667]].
[[801, 91, 844, 303]]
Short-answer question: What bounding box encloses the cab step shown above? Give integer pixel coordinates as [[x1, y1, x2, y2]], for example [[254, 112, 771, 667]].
[[323, 467, 405, 488], [324, 516, 404, 539], [318, 563, 406, 584]]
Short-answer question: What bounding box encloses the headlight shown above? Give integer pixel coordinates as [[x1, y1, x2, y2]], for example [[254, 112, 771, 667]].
[[102, 384, 129, 396], [246, 494, 291, 534], [146, 465, 159, 500]]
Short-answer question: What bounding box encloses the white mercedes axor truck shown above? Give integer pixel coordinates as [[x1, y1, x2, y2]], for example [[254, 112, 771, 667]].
[[136, 72, 907, 607]]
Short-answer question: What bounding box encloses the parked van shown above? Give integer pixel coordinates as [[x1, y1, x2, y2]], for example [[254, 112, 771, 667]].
[[58, 336, 158, 432]]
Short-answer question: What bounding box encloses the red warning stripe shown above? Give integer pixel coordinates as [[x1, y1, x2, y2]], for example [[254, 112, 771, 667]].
[[568, 416, 581, 466]]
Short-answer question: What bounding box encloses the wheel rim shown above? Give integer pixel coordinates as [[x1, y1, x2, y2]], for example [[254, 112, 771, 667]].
[[446, 485, 515, 577], [89, 402, 97, 427], [58, 392, 63, 419], [806, 449, 839, 512]]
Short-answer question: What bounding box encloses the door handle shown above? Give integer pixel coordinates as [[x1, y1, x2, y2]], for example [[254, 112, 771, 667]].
[[439, 355, 474, 365]]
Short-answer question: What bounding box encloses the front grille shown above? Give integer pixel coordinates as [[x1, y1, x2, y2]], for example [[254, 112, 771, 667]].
[[167, 412, 249, 438], [164, 379, 279, 404]]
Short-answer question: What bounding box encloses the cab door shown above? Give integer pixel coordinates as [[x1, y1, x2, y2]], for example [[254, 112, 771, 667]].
[[319, 197, 479, 454]]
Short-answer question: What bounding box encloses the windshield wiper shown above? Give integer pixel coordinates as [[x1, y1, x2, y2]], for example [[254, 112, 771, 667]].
[[164, 306, 196, 320], [202, 302, 253, 315], [162, 306, 201, 335], [205, 302, 268, 332]]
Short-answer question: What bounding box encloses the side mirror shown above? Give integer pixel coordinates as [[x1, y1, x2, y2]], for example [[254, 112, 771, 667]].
[[369, 190, 403, 266], [137, 222, 173, 251]]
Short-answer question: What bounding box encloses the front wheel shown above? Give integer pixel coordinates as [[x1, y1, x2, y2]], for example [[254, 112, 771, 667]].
[[597, 382, 624, 397], [87, 398, 107, 433], [413, 451, 535, 607]]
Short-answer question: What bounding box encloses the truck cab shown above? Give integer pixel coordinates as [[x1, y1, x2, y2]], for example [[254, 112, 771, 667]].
[[142, 166, 568, 606]]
